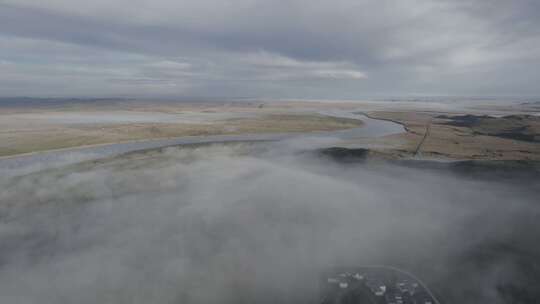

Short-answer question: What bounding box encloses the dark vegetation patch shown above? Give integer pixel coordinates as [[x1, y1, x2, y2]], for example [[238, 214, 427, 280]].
[[437, 114, 540, 142], [394, 159, 540, 182], [436, 114, 492, 127], [316, 147, 540, 182], [446, 160, 540, 180], [315, 147, 370, 162]]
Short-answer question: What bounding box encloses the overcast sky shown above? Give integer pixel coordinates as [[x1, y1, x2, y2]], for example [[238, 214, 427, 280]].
[[1, 0, 539, 99]]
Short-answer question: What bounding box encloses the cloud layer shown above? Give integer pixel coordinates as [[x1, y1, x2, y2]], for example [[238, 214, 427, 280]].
[[0, 143, 539, 303], [1, 0, 540, 98]]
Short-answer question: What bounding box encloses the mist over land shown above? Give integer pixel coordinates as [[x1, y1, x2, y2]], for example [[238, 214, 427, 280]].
[[1, 142, 539, 304]]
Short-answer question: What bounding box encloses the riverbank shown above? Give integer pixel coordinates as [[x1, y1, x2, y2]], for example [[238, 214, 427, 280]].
[[365, 111, 540, 161], [0, 103, 363, 157], [2, 99, 538, 162]]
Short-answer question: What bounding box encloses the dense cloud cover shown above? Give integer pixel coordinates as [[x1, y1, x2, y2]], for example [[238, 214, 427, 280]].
[[1, 0, 539, 98], [0, 142, 539, 303]]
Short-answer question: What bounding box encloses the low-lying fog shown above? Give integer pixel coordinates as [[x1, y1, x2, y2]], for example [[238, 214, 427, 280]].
[[0, 141, 538, 304]]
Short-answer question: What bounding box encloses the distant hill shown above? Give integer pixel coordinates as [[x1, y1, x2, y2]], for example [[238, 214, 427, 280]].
[[0, 97, 129, 108]]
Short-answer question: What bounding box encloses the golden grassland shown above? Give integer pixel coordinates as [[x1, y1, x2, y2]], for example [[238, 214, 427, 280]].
[[0, 112, 362, 157], [367, 111, 540, 160]]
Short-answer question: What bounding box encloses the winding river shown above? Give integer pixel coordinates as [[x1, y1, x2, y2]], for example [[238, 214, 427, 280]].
[[0, 111, 404, 171]]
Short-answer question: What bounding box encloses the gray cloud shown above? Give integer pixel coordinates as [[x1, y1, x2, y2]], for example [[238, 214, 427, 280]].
[[0, 0, 539, 98]]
